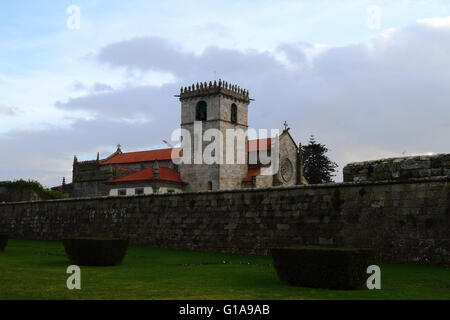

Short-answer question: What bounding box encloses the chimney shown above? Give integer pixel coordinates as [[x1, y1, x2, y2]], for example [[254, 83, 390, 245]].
[[153, 159, 160, 180], [72, 156, 78, 183]]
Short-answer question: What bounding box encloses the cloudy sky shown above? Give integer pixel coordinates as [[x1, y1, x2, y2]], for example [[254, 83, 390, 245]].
[[1, 0, 450, 187]]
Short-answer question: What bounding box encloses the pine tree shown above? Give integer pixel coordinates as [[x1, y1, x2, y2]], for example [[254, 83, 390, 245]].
[[302, 135, 338, 184]]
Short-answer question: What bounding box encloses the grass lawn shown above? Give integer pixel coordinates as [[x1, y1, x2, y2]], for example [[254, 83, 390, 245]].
[[0, 239, 449, 300]]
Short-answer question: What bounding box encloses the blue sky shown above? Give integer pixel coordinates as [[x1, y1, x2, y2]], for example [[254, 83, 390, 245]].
[[1, 0, 450, 186]]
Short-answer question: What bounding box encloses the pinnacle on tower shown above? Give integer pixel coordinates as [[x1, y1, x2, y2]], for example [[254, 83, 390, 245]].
[[153, 159, 160, 180], [177, 80, 250, 103]]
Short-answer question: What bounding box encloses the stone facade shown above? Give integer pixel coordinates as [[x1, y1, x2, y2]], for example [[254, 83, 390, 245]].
[[179, 82, 250, 192], [72, 156, 178, 197], [274, 131, 298, 187], [105, 180, 183, 195], [1, 177, 449, 265], [344, 154, 450, 182], [0, 186, 40, 203]]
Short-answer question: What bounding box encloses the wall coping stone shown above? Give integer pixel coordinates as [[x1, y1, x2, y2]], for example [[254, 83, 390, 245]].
[[1, 176, 448, 206], [345, 153, 450, 166]]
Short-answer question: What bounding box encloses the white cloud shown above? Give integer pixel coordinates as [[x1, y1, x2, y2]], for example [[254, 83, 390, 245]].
[[0, 104, 14, 116], [417, 16, 450, 28], [2, 17, 450, 186]]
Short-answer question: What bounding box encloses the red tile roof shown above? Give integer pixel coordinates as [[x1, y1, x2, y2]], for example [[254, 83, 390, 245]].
[[101, 139, 269, 166], [101, 148, 181, 165], [248, 138, 272, 152], [108, 167, 182, 183], [115, 167, 136, 173], [113, 167, 136, 179], [244, 167, 261, 182]]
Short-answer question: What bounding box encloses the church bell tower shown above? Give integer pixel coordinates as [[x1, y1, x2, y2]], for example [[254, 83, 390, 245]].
[[177, 80, 251, 191]]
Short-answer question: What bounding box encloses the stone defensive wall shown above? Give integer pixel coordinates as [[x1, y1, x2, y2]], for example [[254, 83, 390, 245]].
[[0, 176, 449, 265], [344, 153, 450, 183]]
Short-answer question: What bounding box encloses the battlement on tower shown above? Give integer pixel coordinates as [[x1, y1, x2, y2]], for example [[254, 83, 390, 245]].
[[177, 80, 250, 103]]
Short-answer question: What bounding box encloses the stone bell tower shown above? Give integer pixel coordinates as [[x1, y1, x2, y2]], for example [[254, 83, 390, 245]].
[[177, 80, 251, 192]]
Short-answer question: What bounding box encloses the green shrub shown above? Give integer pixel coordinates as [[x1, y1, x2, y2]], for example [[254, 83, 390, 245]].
[[271, 246, 375, 290], [63, 237, 129, 266], [0, 179, 69, 200], [0, 235, 8, 252]]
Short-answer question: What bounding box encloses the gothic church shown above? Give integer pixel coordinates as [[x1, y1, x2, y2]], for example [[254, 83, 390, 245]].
[[68, 81, 305, 197]]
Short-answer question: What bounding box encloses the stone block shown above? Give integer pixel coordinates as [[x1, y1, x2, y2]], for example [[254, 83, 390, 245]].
[[277, 224, 290, 231]]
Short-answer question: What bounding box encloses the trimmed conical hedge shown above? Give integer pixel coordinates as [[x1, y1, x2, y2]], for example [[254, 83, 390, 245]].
[[0, 235, 8, 252], [63, 237, 129, 266], [271, 246, 375, 290]]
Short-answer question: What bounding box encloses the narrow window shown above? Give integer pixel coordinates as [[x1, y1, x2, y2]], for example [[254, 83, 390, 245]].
[[208, 181, 213, 190], [231, 103, 237, 123], [196, 101, 207, 121]]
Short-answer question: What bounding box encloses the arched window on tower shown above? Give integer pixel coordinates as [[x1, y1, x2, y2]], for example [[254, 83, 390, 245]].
[[231, 103, 237, 123], [196, 101, 207, 121]]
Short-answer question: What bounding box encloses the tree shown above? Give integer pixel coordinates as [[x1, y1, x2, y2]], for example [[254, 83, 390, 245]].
[[0, 179, 69, 200], [302, 135, 338, 184]]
